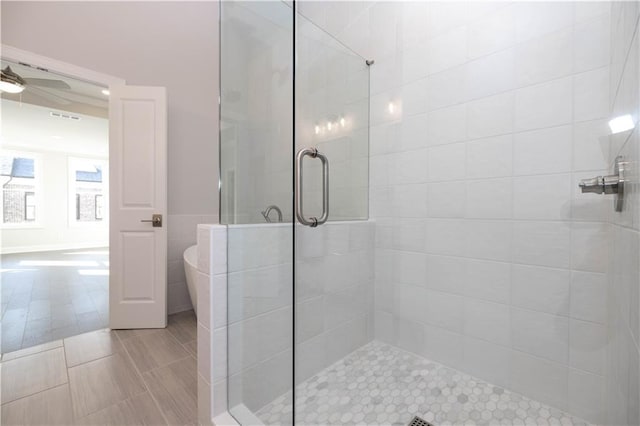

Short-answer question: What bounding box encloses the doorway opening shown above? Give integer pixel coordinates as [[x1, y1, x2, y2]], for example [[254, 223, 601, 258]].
[[1, 59, 110, 352]]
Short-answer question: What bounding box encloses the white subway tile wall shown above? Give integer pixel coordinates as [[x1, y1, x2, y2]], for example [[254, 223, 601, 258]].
[[217, 221, 374, 417], [341, 1, 620, 423]]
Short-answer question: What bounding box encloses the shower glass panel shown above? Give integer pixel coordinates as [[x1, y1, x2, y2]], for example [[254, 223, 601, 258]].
[[220, 2, 293, 425], [294, 16, 370, 222], [221, 1, 370, 423], [220, 1, 294, 225], [292, 6, 373, 426]]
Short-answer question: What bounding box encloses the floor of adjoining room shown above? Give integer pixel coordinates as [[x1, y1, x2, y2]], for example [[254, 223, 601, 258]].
[[256, 341, 591, 426], [0, 310, 197, 425], [1, 248, 109, 353]]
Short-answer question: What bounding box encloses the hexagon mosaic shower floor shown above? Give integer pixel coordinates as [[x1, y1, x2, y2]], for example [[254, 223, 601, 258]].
[[256, 341, 592, 426]]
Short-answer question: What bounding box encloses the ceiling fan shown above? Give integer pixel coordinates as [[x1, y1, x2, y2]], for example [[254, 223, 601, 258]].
[[1, 65, 73, 105]]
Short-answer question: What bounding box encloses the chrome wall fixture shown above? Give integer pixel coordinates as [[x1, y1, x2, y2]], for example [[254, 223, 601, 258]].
[[295, 147, 329, 227], [579, 155, 626, 212], [261, 205, 283, 223]]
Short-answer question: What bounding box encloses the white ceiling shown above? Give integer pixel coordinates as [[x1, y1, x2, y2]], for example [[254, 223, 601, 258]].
[[1, 98, 108, 157]]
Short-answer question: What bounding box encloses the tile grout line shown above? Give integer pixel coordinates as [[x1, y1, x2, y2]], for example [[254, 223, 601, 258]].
[[64, 333, 145, 420], [0, 340, 64, 363], [69, 327, 188, 423], [0, 383, 70, 409], [113, 329, 173, 426], [148, 316, 198, 423], [64, 348, 121, 369], [113, 315, 197, 425], [375, 303, 606, 378], [181, 338, 198, 359], [157, 320, 198, 369], [61, 341, 77, 421], [0, 345, 70, 403], [2, 249, 109, 352], [1, 311, 196, 422]]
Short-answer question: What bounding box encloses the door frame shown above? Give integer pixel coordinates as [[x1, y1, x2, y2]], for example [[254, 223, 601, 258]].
[[1, 44, 126, 323], [2, 45, 125, 88]]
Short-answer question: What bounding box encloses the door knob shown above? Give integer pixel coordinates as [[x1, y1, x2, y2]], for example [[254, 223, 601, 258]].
[[141, 214, 162, 227]]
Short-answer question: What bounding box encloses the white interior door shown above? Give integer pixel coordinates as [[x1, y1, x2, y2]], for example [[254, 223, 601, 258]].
[[109, 85, 167, 329]]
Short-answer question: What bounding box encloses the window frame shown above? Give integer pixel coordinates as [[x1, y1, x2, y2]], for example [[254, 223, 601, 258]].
[[68, 156, 109, 228], [0, 150, 43, 229]]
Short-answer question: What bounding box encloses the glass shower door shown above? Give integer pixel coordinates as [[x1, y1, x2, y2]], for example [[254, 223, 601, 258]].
[[292, 8, 372, 426], [221, 3, 370, 424], [220, 2, 294, 425]]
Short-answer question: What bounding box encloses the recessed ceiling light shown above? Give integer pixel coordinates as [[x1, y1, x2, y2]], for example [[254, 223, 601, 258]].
[[101, 89, 110, 96]]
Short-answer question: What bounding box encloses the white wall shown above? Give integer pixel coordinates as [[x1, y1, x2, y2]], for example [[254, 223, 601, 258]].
[[605, 3, 640, 425], [2, 1, 221, 313], [1, 1, 219, 216]]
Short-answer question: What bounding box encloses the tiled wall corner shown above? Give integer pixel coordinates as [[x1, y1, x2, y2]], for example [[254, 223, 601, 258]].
[[196, 224, 228, 424]]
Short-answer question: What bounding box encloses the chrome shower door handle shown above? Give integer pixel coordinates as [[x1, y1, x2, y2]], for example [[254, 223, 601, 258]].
[[295, 147, 329, 227]]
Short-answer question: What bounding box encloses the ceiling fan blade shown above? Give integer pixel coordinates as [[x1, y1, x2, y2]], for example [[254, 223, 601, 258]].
[[23, 78, 71, 90], [48, 90, 107, 108], [26, 86, 72, 105]]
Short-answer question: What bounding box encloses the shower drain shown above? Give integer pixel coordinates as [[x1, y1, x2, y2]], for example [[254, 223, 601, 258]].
[[408, 415, 435, 426]]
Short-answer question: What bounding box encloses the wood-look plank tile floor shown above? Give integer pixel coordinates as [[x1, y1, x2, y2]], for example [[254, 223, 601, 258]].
[[0, 310, 197, 425]]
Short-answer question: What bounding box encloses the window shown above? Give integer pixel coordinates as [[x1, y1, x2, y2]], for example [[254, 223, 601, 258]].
[[68, 157, 108, 225], [0, 153, 40, 226]]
